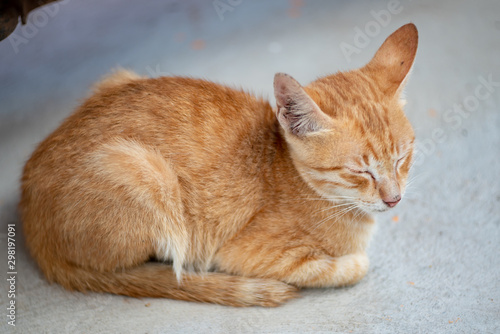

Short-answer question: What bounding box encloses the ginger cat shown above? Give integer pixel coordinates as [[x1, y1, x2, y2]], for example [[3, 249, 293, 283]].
[[20, 24, 418, 306]]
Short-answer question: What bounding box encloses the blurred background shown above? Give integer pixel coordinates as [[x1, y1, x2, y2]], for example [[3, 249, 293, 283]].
[[0, 0, 499, 333]]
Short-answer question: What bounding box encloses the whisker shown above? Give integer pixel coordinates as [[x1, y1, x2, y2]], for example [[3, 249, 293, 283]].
[[312, 202, 354, 214], [323, 206, 359, 234], [319, 205, 357, 224], [298, 195, 357, 201], [307, 201, 358, 219], [351, 205, 367, 223], [308, 205, 354, 233]]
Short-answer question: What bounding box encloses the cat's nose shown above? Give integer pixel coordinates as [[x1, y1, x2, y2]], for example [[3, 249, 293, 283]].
[[383, 195, 401, 208]]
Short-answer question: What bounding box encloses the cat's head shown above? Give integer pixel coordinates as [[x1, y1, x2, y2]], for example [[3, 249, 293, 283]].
[[274, 23, 418, 213]]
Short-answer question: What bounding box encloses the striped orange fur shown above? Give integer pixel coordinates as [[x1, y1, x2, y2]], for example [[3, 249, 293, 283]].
[[20, 24, 418, 306]]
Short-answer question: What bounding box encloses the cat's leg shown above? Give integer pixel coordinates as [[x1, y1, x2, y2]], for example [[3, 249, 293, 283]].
[[215, 230, 369, 288], [81, 138, 190, 277], [272, 251, 370, 288]]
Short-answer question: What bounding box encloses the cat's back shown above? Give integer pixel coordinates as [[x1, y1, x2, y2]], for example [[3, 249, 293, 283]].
[[21, 72, 278, 254], [24, 73, 275, 178], [59, 74, 272, 149]]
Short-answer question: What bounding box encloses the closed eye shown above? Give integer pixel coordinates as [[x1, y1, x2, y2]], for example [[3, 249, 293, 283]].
[[395, 156, 406, 169], [348, 168, 376, 181]]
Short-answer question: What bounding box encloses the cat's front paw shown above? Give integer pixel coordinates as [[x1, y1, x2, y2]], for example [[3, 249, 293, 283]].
[[330, 253, 370, 287], [289, 252, 369, 288]]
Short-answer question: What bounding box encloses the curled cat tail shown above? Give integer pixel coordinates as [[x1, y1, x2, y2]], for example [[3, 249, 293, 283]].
[[39, 261, 298, 307], [92, 68, 143, 93]]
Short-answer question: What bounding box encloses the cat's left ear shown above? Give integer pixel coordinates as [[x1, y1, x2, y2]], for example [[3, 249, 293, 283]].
[[363, 23, 418, 97], [274, 73, 332, 137]]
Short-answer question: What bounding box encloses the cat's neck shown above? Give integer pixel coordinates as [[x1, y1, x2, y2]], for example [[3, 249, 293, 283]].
[[263, 121, 317, 201]]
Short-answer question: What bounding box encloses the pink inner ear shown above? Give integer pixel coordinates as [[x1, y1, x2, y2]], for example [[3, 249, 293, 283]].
[[274, 73, 303, 109], [273, 73, 332, 136]]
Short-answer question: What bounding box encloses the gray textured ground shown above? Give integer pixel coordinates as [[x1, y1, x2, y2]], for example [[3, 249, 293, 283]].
[[0, 0, 499, 333]]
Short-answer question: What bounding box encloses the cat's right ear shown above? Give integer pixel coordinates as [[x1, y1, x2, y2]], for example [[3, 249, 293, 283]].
[[274, 73, 332, 137]]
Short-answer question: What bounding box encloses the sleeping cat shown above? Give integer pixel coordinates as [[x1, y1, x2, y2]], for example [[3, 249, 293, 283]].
[[20, 24, 418, 306]]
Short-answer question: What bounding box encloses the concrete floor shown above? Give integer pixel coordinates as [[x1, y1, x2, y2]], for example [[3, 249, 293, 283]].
[[1, 0, 499, 333]]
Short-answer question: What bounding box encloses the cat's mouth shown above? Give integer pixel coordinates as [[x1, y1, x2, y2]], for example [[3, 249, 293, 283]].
[[358, 200, 398, 213]]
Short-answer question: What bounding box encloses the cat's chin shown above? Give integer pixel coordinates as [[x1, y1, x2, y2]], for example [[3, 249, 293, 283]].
[[359, 207, 385, 214], [356, 201, 394, 214], [373, 207, 391, 213]]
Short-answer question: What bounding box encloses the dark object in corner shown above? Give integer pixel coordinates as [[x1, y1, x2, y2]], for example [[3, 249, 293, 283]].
[[0, 0, 58, 41]]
